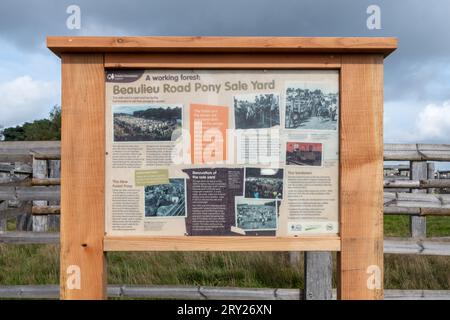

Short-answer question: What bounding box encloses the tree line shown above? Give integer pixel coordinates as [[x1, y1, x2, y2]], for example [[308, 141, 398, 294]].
[[1, 106, 61, 141]]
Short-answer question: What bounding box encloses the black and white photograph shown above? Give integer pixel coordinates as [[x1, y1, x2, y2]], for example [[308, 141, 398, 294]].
[[244, 168, 283, 199], [234, 93, 280, 129], [235, 198, 278, 231], [144, 179, 186, 217], [286, 142, 323, 166], [114, 105, 182, 142], [285, 86, 338, 130]]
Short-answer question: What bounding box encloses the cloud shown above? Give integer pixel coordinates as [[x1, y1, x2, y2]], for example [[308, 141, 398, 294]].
[[0, 76, 59, 127], [0, 0, 449, 145], [416, 101, 450, 141]]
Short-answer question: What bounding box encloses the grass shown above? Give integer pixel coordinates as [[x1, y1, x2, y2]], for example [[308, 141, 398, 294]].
[[0, 217, 449, 290], [384, 215, 450, 237]]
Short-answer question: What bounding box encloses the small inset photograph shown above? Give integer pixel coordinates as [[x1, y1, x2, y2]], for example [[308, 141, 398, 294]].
[[113, 105, 182, 142], [235, 198, 278, 231], [285, 87, 338, 130], [144, 178, 186, 217], [234, 93, 280, 129], [286, 142, 323, 166], [244, 168, 283, 199]]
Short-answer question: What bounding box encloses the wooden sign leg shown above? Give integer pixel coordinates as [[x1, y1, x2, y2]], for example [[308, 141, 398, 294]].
[[60, 54, 106, 299], [338, 55, 384, 300]]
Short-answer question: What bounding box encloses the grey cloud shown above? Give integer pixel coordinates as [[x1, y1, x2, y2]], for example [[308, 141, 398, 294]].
[[1, 0, 450, 105]]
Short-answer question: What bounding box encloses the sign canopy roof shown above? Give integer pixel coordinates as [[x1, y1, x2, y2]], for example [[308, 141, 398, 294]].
[[47, 36, 397, 57]]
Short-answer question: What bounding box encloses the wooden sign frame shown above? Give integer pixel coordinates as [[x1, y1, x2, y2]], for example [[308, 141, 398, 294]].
[[48, 36, 397, 300]]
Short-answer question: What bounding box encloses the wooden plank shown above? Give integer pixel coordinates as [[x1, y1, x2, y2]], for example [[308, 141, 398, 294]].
[[0, 186, 16, 200], [410, 162, 428, 238], [0, 141, 60, 149], [0, 163, 32, 174], [103, 236, 341, 252], [338, 54, 384, 300], [48, 160, 61, 230], [32, 178, 61, 186], [0, 142, 60, 162], [47, 37, 397, 56], [1, 205, 60, 219], [0, 201, 7, 232], [0, 285, 59, 299], [384, 238, 450, 256], [384, 144, 450, 161], [32, 159, 48, 232], [384, 290, 450, 300], [105, 53, 341, 69], [304, 252, 332, 300], [0, 153, 33, 163], [17, 186, 60, 200], [0, 231, 59, 244], [384, 179, 450, 189], [32, 205, 60, 215], [288, 252, 301, 267], [384, 207, 450, 216], [0, 186, 60, 201], [384, 192, 450, 206], [0, 285, 448, 300], [427, 163, 436, 194], [60, 54, 106, 300]]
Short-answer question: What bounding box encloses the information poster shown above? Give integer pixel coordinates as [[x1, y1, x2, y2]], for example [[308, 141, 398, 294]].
[[105, 70, 339, 236]]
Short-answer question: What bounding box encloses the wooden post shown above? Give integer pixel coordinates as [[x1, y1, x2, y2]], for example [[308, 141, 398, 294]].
[[32, 158, 48, 232], [410, 161, 427, 238], [338, 55, 384, 300], [0, 172, 9, 232], [0, 200, 7, 232], [289, 252, 301, 266], [48, 160, 61, 231], [304, 252, 332, 300], [60, 54, 106, 299], [427, 163, 435, 194]]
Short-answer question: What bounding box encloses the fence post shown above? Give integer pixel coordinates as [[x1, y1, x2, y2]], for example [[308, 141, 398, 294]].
[[32, 158, 48, 232], [304, 252, 332, 300], [427, 163, 435, 194], [410, 161, 427, 238], [48, 160, 61, 231], [13, 162, 32, 231], [0, 200, 7, 232], [289, 252, 301, 266]]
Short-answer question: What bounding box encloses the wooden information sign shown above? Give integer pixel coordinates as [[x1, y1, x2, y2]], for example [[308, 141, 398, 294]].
[[47, 36, 397, 300]]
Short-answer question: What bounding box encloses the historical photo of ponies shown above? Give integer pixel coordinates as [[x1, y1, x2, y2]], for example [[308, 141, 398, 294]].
[[286, 142, 323, 166], [144, 178, 186, 217], [244, 168, 284, 199], [234, 93, 280, 129], [113, 105, 182, 142], [235, 198, 278, 231], [285, 85, 338, 130]]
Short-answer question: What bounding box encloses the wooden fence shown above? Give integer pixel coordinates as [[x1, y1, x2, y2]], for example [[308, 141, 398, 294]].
[[1, 141, 450, 299]]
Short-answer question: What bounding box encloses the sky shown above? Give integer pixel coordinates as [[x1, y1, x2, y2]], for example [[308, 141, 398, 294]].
[[0, 0, 449, 168]]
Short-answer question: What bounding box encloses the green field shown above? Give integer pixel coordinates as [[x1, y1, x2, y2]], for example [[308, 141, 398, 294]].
[[0, 216, 449, 290]]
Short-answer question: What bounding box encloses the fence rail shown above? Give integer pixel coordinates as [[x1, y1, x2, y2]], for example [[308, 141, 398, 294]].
[[0, 285, 449, 300], [1, 141, 450, 300], [2, 232, 449, 255], [384, 144, 450, 161]]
